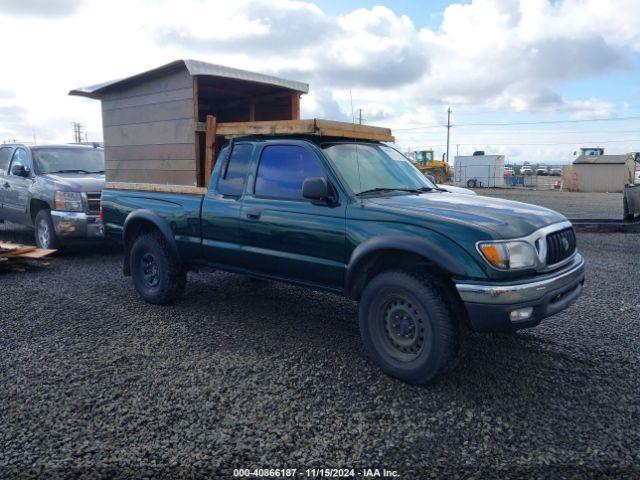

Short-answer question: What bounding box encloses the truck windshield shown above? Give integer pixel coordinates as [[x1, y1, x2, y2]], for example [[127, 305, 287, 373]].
[[32, 148, 105, 174], [323, 143, 435, 195]]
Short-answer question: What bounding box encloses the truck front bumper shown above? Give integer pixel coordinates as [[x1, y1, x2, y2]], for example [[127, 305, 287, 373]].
[[50, 211, 105, 239], [455, 254, 585, 332]]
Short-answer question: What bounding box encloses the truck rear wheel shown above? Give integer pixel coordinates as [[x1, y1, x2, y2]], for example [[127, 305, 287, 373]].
[[358, 270, 459, 384], [130, 232, 186, 304]]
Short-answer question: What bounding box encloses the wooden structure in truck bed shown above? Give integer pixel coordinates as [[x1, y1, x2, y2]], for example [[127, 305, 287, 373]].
[[70, 59, 308, 187], [70, 59, 394, 190]]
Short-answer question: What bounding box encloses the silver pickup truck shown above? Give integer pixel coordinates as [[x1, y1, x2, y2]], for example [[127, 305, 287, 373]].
[[0, 143, 105, 248]]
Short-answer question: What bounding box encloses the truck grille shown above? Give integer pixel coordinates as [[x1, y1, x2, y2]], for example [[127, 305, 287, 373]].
[[86, 192, 101, 215], [546, 227, 576, 265]]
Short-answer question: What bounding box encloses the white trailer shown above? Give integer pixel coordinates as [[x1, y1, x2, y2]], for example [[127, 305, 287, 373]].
[[453, 154, 505, 188]]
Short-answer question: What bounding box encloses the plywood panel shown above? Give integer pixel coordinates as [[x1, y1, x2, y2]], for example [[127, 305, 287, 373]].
[[105, 182, 207, 194], [108, 159, 195, 171], [101, 87, 193, 111], [102, 98, 194, 127], [106, 168, 197, 185], [105, 143, 194, 162], [103, 118, 195, 147]]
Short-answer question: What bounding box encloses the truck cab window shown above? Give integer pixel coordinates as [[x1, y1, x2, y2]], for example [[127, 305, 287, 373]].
[[254, 145, 323, 200], [217, 144, 253, 196], [0, 147, 12, 174], [9, 148, 29, 175]]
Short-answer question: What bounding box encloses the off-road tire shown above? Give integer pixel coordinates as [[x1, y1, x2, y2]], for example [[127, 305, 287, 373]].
[[34, 209, 60, 249], [359, 270, 459, 384], [130, 232, 186, 305], [623, 196, 634, 222]]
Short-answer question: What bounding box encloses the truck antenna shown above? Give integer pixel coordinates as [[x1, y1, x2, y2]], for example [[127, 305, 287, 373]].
[[350, 90, 363, 205]]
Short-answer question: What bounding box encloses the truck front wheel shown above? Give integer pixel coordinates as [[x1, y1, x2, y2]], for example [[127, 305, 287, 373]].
[[35, 210, 60, 249], [358, 270, 459, 384], [130, 232, 186, 304]]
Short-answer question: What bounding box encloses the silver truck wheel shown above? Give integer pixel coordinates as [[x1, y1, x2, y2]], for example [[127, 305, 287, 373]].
[[35, 210, 59, 249]]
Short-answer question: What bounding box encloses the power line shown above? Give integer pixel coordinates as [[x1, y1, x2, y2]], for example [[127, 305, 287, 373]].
[[413, 138, 640, 147], [395, 128, 640, 137], [392, 115, 640, 131]]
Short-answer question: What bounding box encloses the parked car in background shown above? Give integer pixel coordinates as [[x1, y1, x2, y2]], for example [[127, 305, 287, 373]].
[[549, 167, 563, 176], [521, 165, 533, 175], [504, 167, 514, 177], [0, 144, 105, 248], [423, 174, 477, 195], [437, 184, 477, 195], [536, 166, 549, 176]]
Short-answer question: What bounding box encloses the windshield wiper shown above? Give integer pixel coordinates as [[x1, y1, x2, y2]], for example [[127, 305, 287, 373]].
[[52, 169, 91, 174], [355, 187, 418, 196], [356, 187, 434, 196]]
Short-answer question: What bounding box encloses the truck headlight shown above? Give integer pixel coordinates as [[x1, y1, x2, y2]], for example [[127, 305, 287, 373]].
[[478, 240, 537, 270], [54, 191, 84, 212]]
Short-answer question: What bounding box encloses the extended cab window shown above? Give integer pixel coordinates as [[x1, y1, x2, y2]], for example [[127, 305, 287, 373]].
[[0, 147, 12, 174], [217, 144, 253, 196], [254, 145, 323, 200]]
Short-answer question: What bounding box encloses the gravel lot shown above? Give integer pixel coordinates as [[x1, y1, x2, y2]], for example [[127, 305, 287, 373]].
[[471, 188, 624, 220], [1, 221, 639, 479]]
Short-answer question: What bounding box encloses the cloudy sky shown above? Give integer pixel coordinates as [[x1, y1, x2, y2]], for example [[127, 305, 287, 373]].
[[1, 0, 640, 163]]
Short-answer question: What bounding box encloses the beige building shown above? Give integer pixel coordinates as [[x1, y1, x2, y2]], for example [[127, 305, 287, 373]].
[[570, 153, 637, 192]]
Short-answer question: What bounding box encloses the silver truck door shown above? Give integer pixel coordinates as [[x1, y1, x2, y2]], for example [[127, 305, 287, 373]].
[[3, 147, 32, 225], [0, 146, 14, 221]]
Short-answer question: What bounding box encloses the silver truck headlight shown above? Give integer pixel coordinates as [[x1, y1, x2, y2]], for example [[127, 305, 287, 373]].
[[478, 240, 538, 270], [54, 191, 83, 212]]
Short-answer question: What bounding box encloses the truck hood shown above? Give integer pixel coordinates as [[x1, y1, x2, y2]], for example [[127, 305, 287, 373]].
[[40, 173, 105, 192], [366, 192, 566, 238]]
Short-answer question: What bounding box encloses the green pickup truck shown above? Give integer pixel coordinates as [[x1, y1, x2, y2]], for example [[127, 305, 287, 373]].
[[102, 137, 585, 384]]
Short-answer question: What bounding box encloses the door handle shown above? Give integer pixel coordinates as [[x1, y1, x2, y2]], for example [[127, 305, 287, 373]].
[[245, 209, 261, 220], [3, 182, 9, 189]]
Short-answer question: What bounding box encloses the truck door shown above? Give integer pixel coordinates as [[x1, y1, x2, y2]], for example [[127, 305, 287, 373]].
[[0, 146, 13, 220], [239, 144, 347, 290], [3, 147, 32, 225], [201, 143, 254, 266]]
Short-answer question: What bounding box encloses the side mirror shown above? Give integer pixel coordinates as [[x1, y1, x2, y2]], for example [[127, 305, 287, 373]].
[[11, 164, 29, 177], [425, 174, 437, 185], [302, 177, 333, 203]]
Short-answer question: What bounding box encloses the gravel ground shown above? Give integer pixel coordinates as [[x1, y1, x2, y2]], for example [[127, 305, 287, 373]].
[[471, 188, 624, 220], [1, 221, 639, 479]]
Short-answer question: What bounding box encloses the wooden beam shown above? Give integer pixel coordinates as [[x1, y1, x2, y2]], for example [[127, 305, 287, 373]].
[[104, 182, 207, 195], [216, 119, 316, 137], [193, 77, 202, 186], [204, 115, 217, 187], [291, 93, 300, 120], [214, 119, 394, 142]]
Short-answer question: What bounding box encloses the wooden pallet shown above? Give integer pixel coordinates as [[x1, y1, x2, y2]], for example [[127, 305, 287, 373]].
[[0, 242, 56, 270]]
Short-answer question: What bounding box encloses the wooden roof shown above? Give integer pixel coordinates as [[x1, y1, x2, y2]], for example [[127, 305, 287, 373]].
[[69, 59, 308, 99]]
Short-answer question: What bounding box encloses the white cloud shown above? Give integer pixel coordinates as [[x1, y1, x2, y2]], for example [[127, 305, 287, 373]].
[[0, 0, 85, 17]]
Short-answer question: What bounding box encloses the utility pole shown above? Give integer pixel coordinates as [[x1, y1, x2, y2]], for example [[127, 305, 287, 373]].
[[445, 106, 451, 163], [358, 108, 363, 125], [73, 122, 85, 144]]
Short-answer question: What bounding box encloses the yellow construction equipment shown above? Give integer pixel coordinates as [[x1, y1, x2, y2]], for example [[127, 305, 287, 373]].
[[412, 149, 452, 183]]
